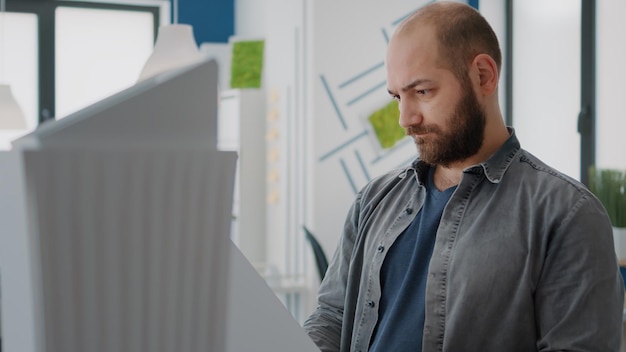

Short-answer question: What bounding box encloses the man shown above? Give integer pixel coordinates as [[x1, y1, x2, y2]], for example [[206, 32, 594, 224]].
[[303, 2, 624, 352]]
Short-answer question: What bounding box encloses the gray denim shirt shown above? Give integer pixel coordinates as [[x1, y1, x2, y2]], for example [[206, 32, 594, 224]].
[[304, 130, 624, 352]]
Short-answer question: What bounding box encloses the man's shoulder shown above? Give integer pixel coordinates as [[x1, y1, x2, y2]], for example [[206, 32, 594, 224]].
[[512, 148, 591, 196], [365, 161, 417, 189], [356, 160, 419, 202]]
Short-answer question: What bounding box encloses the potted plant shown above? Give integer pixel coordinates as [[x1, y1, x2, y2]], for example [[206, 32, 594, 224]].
[[588, 167, 626, 260]]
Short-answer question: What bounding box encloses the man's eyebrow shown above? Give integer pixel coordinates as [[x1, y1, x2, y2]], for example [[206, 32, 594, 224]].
[[388, 79, 433, 95]]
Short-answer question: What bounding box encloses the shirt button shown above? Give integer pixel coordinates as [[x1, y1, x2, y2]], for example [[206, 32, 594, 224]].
[[377, 246, 385, 252], [366, 300, 376, 308], [405, 208, 413, 214]]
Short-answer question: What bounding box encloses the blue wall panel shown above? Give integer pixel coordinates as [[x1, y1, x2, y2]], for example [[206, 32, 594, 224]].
[[176, 0, 234, 44]]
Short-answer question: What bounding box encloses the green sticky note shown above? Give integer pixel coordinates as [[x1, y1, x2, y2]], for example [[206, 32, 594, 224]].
[[368, 100, 405, 149], [230, 40, 265, 88]]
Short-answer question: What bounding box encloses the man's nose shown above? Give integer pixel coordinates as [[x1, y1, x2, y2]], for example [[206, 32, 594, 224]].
[[398, 100, 423, 129]]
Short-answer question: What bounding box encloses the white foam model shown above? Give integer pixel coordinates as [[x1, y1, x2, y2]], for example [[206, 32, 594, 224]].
[[0, 58, 317, 352]]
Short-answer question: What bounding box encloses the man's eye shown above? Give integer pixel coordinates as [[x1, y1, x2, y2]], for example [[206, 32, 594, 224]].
[[417, 89, 429, 95], [391, 95, 400, 101]]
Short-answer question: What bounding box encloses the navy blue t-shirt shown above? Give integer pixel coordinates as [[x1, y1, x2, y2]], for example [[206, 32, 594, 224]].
[[369, 167, 456, 351]]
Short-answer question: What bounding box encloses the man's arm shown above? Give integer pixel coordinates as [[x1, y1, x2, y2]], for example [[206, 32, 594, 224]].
[[303, 193, 363, 352], [535, 194, 624, 351], [303, 305, 343, 352]]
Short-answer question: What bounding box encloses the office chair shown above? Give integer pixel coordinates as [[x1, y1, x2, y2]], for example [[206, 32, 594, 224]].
[[303, 225, 329, 281]]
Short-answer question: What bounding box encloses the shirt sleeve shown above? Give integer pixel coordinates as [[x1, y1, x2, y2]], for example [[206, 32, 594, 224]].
[[534, 193, 624, 351], [303, 192, 364, 352]]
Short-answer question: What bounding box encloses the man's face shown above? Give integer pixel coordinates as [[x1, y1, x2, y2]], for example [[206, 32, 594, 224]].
[[407, 78, 486, 167], [386, 25, 486, 166]]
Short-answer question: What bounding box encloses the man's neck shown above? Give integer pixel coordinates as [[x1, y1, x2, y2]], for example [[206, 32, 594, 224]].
[[433, 165, 462, 191]]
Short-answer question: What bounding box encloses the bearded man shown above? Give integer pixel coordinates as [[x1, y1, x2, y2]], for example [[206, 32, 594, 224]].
[[303, 2, 624, 352]]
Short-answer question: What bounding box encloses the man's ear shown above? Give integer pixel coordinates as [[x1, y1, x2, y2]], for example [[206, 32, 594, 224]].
[[472, 54, 499, 96]]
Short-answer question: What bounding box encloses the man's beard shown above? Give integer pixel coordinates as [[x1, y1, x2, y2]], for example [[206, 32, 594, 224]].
[[406, 83, 486, 167]]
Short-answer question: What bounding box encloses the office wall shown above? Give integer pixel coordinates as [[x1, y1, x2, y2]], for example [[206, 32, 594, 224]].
[[310, 0, 430, 258], [177, 0, 234, 43], [232, 0, 312, 319]]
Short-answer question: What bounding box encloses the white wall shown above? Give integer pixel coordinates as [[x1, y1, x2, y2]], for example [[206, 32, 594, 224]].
[[311, 0, 426, 265], [234, 0, 266, 37], [480, 0, 507, 113], [234, 0, 313, 320]]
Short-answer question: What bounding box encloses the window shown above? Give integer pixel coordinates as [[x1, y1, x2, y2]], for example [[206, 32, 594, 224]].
[[596, 1, 626, 170], [512, 0, 581, 180], [0, 11, 38, 149], [55, 6, 155, 118], [4, 0, 162, 130]]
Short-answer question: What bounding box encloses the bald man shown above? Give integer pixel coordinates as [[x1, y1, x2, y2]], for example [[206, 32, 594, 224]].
[[304, 2, 624, 352]]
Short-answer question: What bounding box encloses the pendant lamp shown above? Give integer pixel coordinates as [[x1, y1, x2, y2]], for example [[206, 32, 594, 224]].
[[0, 0, 27, 129], [137, 0, 202, 82], [0, 83, 26, 129]]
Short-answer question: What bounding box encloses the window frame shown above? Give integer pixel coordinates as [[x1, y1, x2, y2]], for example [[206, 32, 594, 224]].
[[506, 0, 596, 185], [5, 0, 161, 124]]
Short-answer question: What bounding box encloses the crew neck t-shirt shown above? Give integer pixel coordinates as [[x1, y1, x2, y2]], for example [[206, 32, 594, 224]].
[[369, 167, 456, 351]]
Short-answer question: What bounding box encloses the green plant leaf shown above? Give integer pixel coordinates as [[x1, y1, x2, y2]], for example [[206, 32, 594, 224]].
[[589, 166, 626, 227]]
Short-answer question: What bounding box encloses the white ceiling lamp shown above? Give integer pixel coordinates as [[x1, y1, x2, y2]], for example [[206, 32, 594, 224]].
[[0, 84, 26, 129], [0, 0, 27, 130], [137, 0, 202, 82]]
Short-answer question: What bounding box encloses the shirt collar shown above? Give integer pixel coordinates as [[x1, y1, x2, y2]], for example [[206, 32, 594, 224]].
[[408, 127, 521, 185]]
